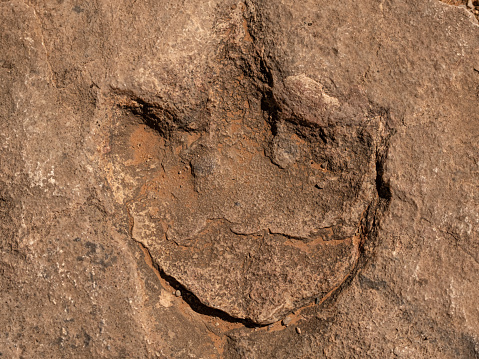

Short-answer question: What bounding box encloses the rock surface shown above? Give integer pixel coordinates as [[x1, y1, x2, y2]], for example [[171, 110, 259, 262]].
[[0, 0, 478, 357]]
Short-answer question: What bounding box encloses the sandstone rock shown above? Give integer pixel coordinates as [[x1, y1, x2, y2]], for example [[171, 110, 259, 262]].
[[0, 0, 478, 357]]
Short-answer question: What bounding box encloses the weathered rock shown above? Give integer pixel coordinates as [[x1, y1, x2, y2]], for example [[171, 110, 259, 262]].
[[104, 40, 388, 324], [0, 0, 478, 357]]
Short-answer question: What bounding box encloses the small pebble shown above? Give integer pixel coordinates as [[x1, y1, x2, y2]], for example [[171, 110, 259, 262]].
[[175, 290, 181, 297], [268, 324, 274, 331], [315, 297, 320, 305], [296, 327, 302, 334], [282, 316, 292, 326]]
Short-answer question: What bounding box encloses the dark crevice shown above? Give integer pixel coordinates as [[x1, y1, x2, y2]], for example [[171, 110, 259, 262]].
[[111, 89, 207, 140], [321, 188, 391, 308], [137, 241, 261, 328], [318, 119, 394, 308], [127, 100, 174, 138], [123, 98, 183, 140], [376, 153, 392, 200], [375, 125, 394, 201], [258, 58, 275, 88], [260, 89, 280, 131]]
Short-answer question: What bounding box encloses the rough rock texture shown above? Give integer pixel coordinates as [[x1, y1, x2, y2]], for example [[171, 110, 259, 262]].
[[0, 0, 478, 357]]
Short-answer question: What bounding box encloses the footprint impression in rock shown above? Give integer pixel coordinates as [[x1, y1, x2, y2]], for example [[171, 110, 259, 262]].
[[103, 73, 387, 325]]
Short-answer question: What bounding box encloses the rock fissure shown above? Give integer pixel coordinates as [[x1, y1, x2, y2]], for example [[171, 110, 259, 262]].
[[136, 239, 260, 328]]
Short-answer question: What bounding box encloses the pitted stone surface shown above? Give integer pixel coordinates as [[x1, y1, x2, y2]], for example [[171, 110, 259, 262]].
[[1, 0, 478, 357]]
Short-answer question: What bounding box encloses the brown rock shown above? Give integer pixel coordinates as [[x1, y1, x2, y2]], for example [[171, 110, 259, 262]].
[[0, 0, 478, 357]]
